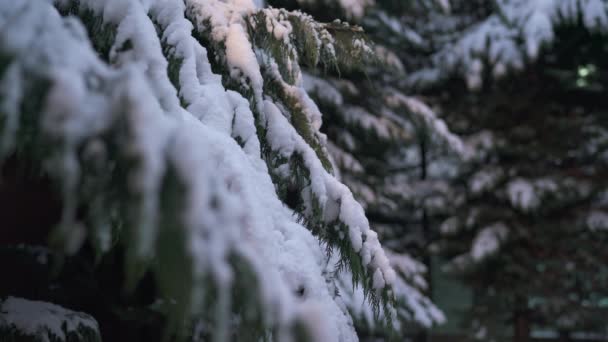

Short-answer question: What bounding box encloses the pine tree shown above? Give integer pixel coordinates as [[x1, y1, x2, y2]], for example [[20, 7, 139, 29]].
[[394, 0, 608, 340], [0, 0, 439, 341], [267, 0, 463, 339]]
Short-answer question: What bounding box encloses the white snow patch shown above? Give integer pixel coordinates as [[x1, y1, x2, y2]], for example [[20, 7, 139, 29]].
[[507, 178, 539, 211], [0, 297, 99, 342], [587, 211, 608, 231], [471, 222, 509, 261]]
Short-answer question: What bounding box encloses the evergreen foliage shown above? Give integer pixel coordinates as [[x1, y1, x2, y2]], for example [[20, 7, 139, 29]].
[[392, 0, 608, 339], [0, 0, 441, 341], [0, 296, 102, 342], [277, 0, 608, 339], [268, 0, 455, 338]]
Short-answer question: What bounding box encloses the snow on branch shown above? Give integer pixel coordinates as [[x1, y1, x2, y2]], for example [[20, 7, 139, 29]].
[[0, 0, 444, 340], [407, 0, 608, 89], [0, 297, 101, 342]]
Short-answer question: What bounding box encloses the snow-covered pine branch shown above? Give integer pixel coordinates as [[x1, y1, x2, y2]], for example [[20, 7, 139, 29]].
[[0, 297, 102, 342], [405, 0, 608, 89], [182, 0, 392, 314], [0, 0, 442, 340]]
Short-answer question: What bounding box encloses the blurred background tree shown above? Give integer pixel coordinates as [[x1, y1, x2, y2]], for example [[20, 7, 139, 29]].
[[404, 1, 608, 341], [267, 0, 464, 340], [270, 0, 608, 341]]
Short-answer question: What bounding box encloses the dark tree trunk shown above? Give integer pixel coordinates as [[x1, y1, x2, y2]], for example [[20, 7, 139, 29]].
[[417, 138, 432, 342], [513, 296, 530, 342], [558, 330, 571, 342]]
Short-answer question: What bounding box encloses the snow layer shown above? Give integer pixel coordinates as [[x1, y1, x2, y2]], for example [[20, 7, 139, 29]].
[[385, 91, 465, 155], [507, 178, 539, 211], [0, 297, 100, 342], [0, 0, 442, 340], [185, 0, 399, 296], [469, 167, 503, 195], [407, 0, 608, 89], [471, 223, 509, 261], [294, 0, 374, 19], [338, 250, 444, 332], [587, 211, 608, 231]]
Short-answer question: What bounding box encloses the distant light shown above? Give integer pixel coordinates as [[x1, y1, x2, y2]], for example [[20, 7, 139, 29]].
[[576, 79, 588, 88], [577, 64, 597, 78]]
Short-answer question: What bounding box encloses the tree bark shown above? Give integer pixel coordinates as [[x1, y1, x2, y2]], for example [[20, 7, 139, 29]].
[[558, 330, 571, 342], [419, 138, 432, 342], [513, 296, 530, 342]]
